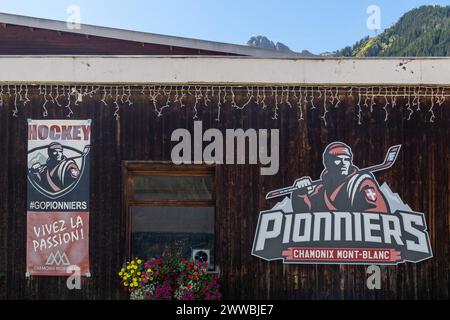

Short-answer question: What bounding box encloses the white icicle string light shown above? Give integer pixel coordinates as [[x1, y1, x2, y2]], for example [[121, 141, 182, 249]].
[[428, 87, 435, 123], [435, 87, 442, 106], [24, 84, 30, 106], [5, 85, 11, 104], [292, 87, 298, 118], [383, 87, 390, 122], [0, 84, 447, 124], [48, 85, 55, 106], [256, 87, 261, 107], [149, 85, 160, 116], [204, 86, 211, 107], [193, 86, 201, 120], [173, 86, 180, 106], [357, 87, 362, 125], [330, 87, 335, 106], [12, 85, 19, 117], [125, 86, 133, 106], [54, 85, 62, 107], [41, 85, 49, 117], [334, 86, 341, 108], [158, 86, 171, 117], [391, 87, 398, 108], [325, 87, 335, 106], [363, 87, 369, 108], [60, 85, 66, 107], [18, 85, 23, 104], [19, 84, 24, 102], [406, 86, 413, 120], [321, 87, 328, 126], [94, 85, 100, 97], [155, 85, 165, 117], [241, 86, 254, 110], [262, 87, 268, 109], [108, 85, 114, 100], [279, 87, 285, 110], [438, 87, 445, 105], [297, 87, 304, 121], [412, 86, 418, 110], [401, 87, 406, 121], [303, 86, 308, 107], [271, 87, 279, 120], [370, 87, 375, 113], [285, 87, 293, 109], [348, 87, 353, 98], [376, 87, 381, 116], [416, 86, 421, 111], [0, 85, 5, 108], [64, 86, 73, 118], [120, 86, 126, 105], [101, 86, 108, 106], [0, 85, 4, 108], [222, 86, 227, 109], [113, 86, 120, 120], [180, 86, 190, 109], [310, 87, 316, 110], [216, 86, 222, 122], [73, 86, 81, 107], [85, 85, 94, 99], [230, 87, 237, 109], [178, 85, 185, 108]]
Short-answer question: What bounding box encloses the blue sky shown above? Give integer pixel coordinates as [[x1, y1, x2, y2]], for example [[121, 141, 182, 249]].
[[0, 0, 448, 54]]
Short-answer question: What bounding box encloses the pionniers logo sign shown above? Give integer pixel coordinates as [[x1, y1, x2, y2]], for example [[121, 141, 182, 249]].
[[252, 142, 433, 265]]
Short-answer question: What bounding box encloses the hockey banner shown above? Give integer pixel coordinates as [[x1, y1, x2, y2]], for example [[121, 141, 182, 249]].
[[252, 142, 433, 265], [26, 119, 91, 276]]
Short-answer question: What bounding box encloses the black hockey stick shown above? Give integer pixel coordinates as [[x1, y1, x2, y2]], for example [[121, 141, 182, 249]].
[[265, 144, 401, 200]]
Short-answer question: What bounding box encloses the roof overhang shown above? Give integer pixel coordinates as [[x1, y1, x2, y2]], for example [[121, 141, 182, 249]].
[[0, 12, 304, 58], [0, 56, 449, 85]]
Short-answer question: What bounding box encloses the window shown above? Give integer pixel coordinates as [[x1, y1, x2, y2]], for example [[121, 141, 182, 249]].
[[123, 163, 216, 270]]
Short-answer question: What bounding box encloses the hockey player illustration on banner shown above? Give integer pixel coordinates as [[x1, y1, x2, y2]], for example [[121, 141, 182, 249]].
[[27, 142, 91, 199], [29, 142, 80, 192], [27, 119, 91, 276]]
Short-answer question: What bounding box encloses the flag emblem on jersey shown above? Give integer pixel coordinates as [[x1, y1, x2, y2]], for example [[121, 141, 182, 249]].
[[364, 188, 377, 201]]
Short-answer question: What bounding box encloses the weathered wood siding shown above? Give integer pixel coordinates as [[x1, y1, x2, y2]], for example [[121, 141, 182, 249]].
[[0, 88, 448, 299]]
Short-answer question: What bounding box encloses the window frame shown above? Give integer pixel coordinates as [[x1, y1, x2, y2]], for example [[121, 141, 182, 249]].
[[122, 161, 216, 266]]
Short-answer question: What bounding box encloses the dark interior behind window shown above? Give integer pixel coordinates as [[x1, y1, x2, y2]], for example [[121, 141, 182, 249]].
[[124, 163, 215, 270]]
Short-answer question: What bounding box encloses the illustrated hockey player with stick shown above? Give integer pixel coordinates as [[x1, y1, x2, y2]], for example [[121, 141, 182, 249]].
[[292, 142, 389, 213], [29, 142, 81, 193], [266, 142, 402, 214]]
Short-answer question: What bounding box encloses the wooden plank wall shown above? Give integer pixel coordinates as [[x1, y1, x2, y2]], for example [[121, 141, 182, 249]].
[[0, 88, 448, 299]]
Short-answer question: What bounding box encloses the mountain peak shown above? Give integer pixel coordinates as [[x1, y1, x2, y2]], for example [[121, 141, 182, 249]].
[[247, 35, 291, 51], [247, 35, 315, 56]]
